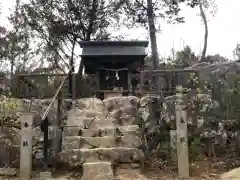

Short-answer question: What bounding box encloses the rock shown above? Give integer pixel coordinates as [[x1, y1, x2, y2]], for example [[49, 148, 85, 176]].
[[140, 95, 160, 108], [103, 96, 139, 112], [220, 167, 240, 180], [81, 162, 113, 180], [39, 171, 52, 179], [0, 168, 17, 176], [62, 136, 81, 150], [76, 98, 105, 112], [106, 106, 138, 125], [80, 125, 139, 137], [118, 163, 141, 169], [57, 147, 144, 168], [83, 118, 113, 129], [62, 135, 141, 150], [75, 110, 106, 120]]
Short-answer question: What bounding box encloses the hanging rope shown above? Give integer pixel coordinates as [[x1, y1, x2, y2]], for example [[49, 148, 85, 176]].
[[101, 67, 128, 81], [99, 67, 128, 71]]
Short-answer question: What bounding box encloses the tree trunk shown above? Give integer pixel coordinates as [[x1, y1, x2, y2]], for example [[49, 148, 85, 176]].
[[199, 0, 208, 61], [147, 0, 158, 70], [69, 37, 76, 98], [77, 0, 98, 77]]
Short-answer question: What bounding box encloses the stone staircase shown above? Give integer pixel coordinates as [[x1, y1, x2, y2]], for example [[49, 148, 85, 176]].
[[58, 97, 144, 180]]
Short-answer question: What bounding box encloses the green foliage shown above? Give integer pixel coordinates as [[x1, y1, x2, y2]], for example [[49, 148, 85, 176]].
[[0, 95, 21, 148], [0, 95, 20, 128]]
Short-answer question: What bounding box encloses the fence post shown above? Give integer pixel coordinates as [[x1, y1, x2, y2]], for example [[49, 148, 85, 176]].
[[20, 113, 34, 180], [52, 91, 63, 169], [175, 85, 189, 177]]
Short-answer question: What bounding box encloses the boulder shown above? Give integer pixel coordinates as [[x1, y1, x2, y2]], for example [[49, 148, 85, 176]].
[[103, 96, 139, 112], [76, 98, 105, 112], [62, 135, 141, 150], [104, 96, 140, 126], [57, 147, 144, 168], [220, 167, 240, 180]]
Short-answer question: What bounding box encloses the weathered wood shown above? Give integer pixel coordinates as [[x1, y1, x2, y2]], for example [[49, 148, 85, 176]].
[[141, 69, 200, 73], [140, 71, 144, 94], [41, 70, 71, 121], [72, 73, 76, 108], [42, 117, 49, 170], [55, 92, 63, 153], [20, 113, 34, 180], [128, 71, 132, 95], [16, 73, 72, 77], [175, 85, 189, 177]]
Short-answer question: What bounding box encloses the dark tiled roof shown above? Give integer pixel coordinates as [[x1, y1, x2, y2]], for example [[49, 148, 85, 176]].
[[79, 41, 149, 47]]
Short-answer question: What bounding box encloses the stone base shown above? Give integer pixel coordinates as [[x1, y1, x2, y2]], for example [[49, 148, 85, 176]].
[[57, 147, 144, 168], [62, 135, 141, 150], [39, 171, 52, 179], [0, 168, 17, 176], [63, 125, 139, 137], [81, 125, 139, 137], [82, 162, 113, 180], [84, 118, 114, 129]]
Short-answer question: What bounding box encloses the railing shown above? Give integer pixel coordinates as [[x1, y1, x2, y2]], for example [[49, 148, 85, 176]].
[[41, 71, 71, 121], [39, 70, 72, 169], [12, 73, 70, 98]]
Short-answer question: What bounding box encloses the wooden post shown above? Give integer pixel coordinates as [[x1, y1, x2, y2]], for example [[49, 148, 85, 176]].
[[175, 85, 189, 177], [20, 113, 34, 180], [54, 91, 63, 153], [140, 71, 143, 95], [72, 73, 76, 108], [41, 117, 49, 170], [128, 70, 132, 95]]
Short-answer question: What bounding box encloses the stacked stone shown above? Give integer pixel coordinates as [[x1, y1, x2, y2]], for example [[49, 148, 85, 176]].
[[58, 96, 143, 180]]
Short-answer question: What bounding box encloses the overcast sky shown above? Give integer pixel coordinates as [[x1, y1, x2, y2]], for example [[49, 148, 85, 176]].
[[1, 0, 240, 60]]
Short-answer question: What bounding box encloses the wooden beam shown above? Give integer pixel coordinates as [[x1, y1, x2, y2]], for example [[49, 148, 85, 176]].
[[141, 69, 200, 73], [15, 73, 77, 77]]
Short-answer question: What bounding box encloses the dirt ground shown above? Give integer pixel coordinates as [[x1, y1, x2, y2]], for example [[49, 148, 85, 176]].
[[115, 158, 240, 180], [3, 159, 240, 180], [51, 158, 240, 180]]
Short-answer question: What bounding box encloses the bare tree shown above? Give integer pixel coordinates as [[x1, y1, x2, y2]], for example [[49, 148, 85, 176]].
[[199, 0, 208, 61], [198, 0, 217, 61]]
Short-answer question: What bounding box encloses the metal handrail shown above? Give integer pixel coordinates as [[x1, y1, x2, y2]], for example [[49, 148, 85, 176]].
[[41, 70, 72, 121]]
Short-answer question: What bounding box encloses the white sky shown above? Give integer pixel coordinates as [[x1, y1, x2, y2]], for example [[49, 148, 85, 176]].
[[1, 0, 240, 60]]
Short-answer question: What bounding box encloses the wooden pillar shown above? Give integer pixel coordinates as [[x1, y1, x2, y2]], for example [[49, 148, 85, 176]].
[[53, 91, 63, 167], [140, 71, 144, 95], [128, 70, 132, 95], [175, 85, 189, 177], [72, 73, 76, 108], [42, 117, 49, 170], [96, 69, 101, 99], [20, 113, 34, 180]]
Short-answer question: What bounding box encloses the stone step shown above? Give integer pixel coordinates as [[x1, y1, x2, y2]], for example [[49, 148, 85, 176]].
[[63, 125, 139, 137], [63, 118, 114, 136], [83, 118, 114, 129], [81, 125, 139, 137], [57, 147, 144, 168], [82, 162, 113, 180], [62, 135, 141, 150]]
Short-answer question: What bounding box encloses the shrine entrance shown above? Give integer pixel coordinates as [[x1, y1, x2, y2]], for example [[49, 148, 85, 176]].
[[79, 41, 149, 100]]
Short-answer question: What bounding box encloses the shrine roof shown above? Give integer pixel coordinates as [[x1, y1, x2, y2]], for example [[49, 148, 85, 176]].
[[79, 41, 149, 56]]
